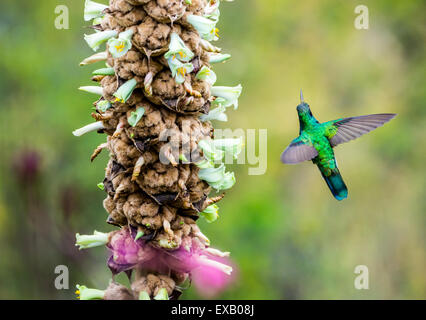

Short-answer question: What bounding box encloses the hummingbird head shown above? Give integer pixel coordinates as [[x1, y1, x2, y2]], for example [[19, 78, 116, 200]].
[[296, 90, 313, 116], [296, 102, 311, 115]]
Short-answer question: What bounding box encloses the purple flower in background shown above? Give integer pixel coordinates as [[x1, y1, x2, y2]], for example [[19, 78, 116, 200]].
[[13, 149, 41, 184]]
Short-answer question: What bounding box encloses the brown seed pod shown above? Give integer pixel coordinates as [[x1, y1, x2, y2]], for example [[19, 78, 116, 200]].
[[143, 0, 186, 24], [131, 273, 176, 298], [147, 71, 211, 113], [104, 282, 135, 300]]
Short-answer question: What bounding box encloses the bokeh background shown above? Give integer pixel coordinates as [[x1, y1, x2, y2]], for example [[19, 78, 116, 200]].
[[0, 0, 425, 299]]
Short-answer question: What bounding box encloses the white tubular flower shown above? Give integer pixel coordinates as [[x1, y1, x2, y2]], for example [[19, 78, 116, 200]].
[[79, 51, 108, 66], [211, 84, 242, 109], [164, 32, 194, 62], [205, 247, 230, 258], [205, 0, 221, 22], [76, 285, 105, 300], [108, 29, 134, 58], [92, 16, 104, 26], [187, 15, 219, 41], [84, 30, 117, 52], [198, 138, 243, 165], [196, 255, 233, 275], [200, 204, 219, 223], [127, 107, 145, 127], [209, 53, 231, 64], [198, 164, 236, 191], [199, 105, 228, 122], [212, 138, 243, 160], [113, 78, 138, 103], [84, 0, 108, 22], [209, 170, 235, 191], [75, 231, 109, 250], [200, 39, 222, 53], [196, 66, 217, 85], [72, 121, 105, 137], [167, 57, 194, 84], [78, 86, 103, 95], [198, 139, 224, 163]]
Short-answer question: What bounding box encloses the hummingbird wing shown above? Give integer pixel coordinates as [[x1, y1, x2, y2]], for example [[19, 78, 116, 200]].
[[281, 137, 318, 164], [326, 113, 396, 147]]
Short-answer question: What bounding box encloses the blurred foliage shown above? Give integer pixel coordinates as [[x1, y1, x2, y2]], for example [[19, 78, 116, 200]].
[[0, 0, 424, 299]]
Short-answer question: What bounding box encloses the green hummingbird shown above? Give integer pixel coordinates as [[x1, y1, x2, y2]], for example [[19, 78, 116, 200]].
[[281, 91, 396, 200]]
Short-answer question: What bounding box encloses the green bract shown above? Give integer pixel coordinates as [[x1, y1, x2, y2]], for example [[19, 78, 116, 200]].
[[211, 84, 242, 109], [92, 67, 115, 76], [84, 0, 108, 22], [84, 30, 117, 52], [139, 291, 150, 300], [153, 288, 169, 300], [196, 66, 217, 85], [75, 231, 109, 250], [167, 58, 194, 84], [108, 29, 134, 58], [200, 204, 219, 223], [76, 285, 105, 300], [187, 15, 219, 41], [164, 32, 194, 62], [128, 107, 145, 127], [113, 78, 138, 103], [97, 100, 112, 112]]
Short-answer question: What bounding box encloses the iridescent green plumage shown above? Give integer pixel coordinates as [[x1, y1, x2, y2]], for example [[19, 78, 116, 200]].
[[281, 92, 396, 200]]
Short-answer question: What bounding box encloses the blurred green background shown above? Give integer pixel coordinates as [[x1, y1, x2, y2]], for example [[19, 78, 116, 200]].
[[0, 0, 424, 299]]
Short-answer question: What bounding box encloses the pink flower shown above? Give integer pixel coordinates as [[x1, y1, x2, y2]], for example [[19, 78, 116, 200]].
[[107, 228, 156, 274], [105, 228, 234, 296]]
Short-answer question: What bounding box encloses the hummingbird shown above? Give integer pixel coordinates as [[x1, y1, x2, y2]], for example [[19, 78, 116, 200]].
[[281, 91, 396, 200]]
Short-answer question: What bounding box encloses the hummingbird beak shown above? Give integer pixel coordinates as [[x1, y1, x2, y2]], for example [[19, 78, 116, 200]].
[[300, 89, 304, 103]]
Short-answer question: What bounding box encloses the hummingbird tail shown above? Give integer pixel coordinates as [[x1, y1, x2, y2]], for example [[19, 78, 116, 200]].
[[318, 167, 348, 201]]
